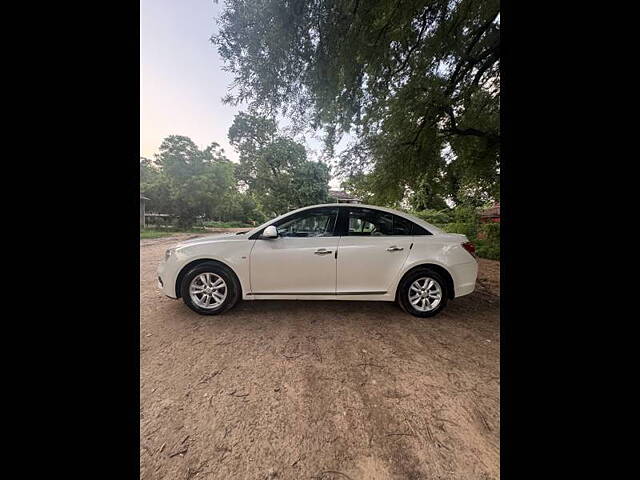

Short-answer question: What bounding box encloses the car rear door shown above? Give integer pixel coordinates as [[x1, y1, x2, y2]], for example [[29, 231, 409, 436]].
[[336, 207, 412, 294]]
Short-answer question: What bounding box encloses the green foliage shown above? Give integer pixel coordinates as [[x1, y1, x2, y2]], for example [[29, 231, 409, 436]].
[[289, 160, 331, 209], [411, 209, 453, 225], [229, 113, 330, 216], [213, 0, 500, 207], [214, 191, 267, 225], [481, 222, 500, 242], [153, 136, 237, 228], [141, 173, 174, 215], [452, 205, 479, 224], [409, 175, 450, 211], [437, 218, 500, 260], [140, 157, 160, 183], [340, 174, 378, 206], [421, 205, 499, 259], [440, 222, 477, 239], [428, 205, 479, 238], [140, 136, 239, 228], [475, 238, 500, 260], [140, 118, 330, 229]]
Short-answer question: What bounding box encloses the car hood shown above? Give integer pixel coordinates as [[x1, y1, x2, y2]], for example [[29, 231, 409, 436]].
[[175, 232, 248, 249]]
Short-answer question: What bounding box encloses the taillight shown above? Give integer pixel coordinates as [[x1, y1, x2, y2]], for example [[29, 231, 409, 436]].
[[462, 241, 476, 256]]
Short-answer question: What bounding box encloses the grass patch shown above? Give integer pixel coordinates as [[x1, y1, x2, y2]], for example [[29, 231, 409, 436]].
[[140, 230, 179, 239]]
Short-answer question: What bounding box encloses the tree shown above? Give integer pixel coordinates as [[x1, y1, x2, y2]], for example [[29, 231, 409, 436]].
[[229, 113, 330, 216], [140, 157, 159, 184], [213, 0, 500, 206], [216, 190, 267, 225], [148, 135, 236, 228], [140, 157, 173, 215]]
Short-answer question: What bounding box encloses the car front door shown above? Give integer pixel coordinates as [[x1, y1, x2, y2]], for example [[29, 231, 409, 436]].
[[336, 207, 412, 294], [249, 207, 339, 294]]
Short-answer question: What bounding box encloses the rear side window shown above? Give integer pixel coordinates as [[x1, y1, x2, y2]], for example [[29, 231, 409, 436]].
[[412, 223, 432, 235], [344, 208, 429, 236], [392, 214, 413, 235], [347, 208, 393, 236]]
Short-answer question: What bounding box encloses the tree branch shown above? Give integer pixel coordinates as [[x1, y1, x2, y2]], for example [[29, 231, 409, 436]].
[[443, 106, 499, 142], [392, 8, 432, 76], [373, 0, 403, 47], [465, 10, 500, 58], [444, 10, 500, 96], [472, 48, 500, 86], [352, 0, 360, 16], [445, 127, 498, 141]]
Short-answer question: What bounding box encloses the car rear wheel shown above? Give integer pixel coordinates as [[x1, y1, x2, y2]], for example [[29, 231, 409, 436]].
[[180, 262, 240, 315], [397, 268, 448, 317]]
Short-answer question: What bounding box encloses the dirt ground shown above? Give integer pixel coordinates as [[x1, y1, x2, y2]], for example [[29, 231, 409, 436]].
[[140, 235, 500, 480]]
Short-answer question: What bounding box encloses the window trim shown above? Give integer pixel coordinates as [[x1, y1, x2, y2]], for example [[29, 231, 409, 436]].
[[251, 205, 432, 239]]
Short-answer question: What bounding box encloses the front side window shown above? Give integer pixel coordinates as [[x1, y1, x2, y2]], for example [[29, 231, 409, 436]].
[[274, 208, 338, 237]]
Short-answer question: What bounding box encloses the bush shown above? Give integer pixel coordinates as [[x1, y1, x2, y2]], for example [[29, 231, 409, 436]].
[[475, 239, 500, 260], [452, 205, 479, 224], [440, 221, 500, 260], [481, 222, 500, 242], [440, 222, 477, 239], [411, 208, 453, 225]]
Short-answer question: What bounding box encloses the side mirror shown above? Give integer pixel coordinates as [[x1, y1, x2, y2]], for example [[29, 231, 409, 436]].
[[261, 225, 278, 239]]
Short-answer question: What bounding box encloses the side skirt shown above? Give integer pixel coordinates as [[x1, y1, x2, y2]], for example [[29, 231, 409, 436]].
[[244, 292, 394, 301]]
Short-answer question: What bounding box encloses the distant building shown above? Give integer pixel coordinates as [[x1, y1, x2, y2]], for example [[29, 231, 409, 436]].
[[480, 203, 500, 223], [328, 189, 361, 204], [140, 194, 149, 227]]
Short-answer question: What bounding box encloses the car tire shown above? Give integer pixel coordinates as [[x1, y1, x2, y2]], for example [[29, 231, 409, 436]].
[[397, 268, 449, 318], [180, 262, 241, 315]]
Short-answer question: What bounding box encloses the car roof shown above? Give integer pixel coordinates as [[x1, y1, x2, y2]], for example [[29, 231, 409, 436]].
[[246, 203, 444, 236]]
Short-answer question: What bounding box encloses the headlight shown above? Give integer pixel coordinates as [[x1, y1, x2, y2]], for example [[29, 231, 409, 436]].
[[165, 248, 175, 261]]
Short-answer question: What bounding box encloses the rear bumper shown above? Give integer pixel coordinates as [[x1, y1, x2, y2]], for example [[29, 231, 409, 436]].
[[450, 261, 478, 298]]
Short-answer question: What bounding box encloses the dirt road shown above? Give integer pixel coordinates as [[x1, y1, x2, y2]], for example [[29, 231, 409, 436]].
[[140, 235, 500, 480]]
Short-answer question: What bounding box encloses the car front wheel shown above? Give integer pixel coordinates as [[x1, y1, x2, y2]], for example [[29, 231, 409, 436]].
[[397, 269, 448, 317], [180, 262, 240, 315]]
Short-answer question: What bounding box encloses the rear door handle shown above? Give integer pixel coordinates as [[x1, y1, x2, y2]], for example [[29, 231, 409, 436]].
[[386, 245, 404, 252], [314, 249, 333, 255]]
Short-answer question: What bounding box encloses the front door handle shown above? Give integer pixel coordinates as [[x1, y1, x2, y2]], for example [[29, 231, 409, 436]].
[[314, 249, 333, 255], [386, 245, 404, 252]]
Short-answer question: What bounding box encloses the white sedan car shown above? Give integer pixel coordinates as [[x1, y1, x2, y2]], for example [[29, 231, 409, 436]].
[[157, 204, 477, 317]]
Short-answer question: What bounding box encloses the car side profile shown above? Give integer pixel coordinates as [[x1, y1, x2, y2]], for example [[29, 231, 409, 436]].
[[157, 204, 477, 317]]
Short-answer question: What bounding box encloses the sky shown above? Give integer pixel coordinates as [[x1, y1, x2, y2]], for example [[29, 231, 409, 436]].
[[140, 0, 341, 188], [140, 0, 239, 161]]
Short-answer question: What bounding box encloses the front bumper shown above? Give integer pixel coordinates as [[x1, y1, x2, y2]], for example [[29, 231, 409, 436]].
[[157, 258, 178, 298]]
